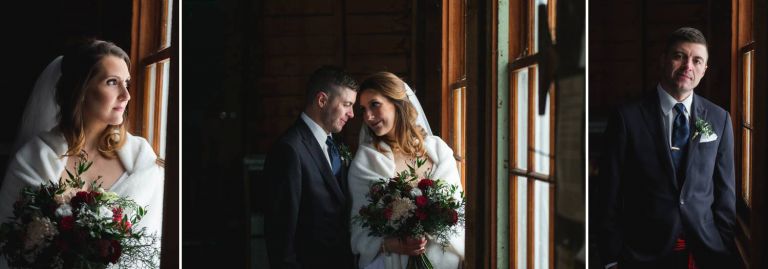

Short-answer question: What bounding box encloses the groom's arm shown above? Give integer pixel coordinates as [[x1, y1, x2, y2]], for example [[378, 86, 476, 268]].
[[597, 109, 626, 266], [264, 141, 303, 269], [712, 113, 736, 253]]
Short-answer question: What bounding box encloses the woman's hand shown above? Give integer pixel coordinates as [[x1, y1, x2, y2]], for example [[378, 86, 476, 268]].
[[383, 236, 427, 256]]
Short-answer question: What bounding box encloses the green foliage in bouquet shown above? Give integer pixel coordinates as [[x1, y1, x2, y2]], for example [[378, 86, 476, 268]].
[[354, 157, 465, 268], [0, 157, 159, 269]]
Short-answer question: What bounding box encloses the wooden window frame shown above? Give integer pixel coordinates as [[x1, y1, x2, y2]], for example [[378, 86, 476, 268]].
[[129, 0, 173, 157], [129, 0, 178, 268], [507, 0, 556, 268]]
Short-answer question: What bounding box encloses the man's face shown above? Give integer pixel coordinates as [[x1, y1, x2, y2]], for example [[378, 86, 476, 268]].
[[660, 42, 708, 95], [320, 87, 356, 133]]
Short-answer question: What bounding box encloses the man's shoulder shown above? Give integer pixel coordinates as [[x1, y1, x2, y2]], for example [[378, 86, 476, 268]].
[[612, 94, 654, 117], [268, 120, 306, 153], [695, 94, 728, 117]]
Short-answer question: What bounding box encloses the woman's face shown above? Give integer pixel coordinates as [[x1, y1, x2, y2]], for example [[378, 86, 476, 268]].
[[83, 55, 131, 126], [359, 90, 397, 139]]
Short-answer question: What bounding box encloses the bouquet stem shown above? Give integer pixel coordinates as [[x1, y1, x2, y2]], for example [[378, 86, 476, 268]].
[[406, 253, 433, 269]]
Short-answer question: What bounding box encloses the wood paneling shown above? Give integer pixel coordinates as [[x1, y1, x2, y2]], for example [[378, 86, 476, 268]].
[[249, 0, 418, 155]]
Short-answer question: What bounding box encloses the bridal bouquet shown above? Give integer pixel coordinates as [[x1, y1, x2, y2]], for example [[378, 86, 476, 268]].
[[355, 158, 465, 269], [0, 158, 159, 269]]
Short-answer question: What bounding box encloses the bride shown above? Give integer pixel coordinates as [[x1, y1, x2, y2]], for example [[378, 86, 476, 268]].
[[349, 72, 465, 269], [0, 39, 164, 267]]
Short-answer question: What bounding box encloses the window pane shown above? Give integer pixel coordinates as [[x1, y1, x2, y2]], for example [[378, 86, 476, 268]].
[[533, 0, 548, 54], [453, 87, 464, 157], [515, 68, 529, 170], [534, 180, 550, 269], [159, 60, 170, 158], [515, 176, 528, 269], [144, 64, 157, 144], [743, 129, 751, 207], [743, 51, 753, 124], [163, 0, 173, 48], [534, 68, 550, 175]]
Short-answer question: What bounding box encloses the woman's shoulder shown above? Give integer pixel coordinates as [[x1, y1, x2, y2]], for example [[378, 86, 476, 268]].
[[423, 135, 452, 153], [118, 132, 161, 172], [123, 132, 153, 152], [14, 129, 67, 158]]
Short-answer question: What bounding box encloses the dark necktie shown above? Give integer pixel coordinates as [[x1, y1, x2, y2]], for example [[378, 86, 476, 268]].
[[326, 136, 342, 180], [671, 103, 689, 178]]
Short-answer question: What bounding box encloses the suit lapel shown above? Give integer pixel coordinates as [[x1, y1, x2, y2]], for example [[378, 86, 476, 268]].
[[640, 93, 677, 189], [682, 95, 707, 190], [295, 120, 345, 204]]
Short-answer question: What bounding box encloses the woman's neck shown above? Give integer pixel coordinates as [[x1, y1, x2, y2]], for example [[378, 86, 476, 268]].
[[82, 120, 108, 154]]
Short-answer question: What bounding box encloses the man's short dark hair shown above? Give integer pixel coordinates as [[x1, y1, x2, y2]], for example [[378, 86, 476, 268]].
[[306, 65, 358, 105], [664, 27, 708, 54]]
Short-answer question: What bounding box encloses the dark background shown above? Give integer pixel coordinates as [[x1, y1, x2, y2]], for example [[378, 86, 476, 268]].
[[0, 1, 132, 187], [587, 0, 747, 268], [182, 0, 442, 267]]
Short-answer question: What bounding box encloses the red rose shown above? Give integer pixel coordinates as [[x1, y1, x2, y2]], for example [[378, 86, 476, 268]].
[[72, 191, 95, 207], [96, 239, 122, 263], [418, 179, 434, 190], [450, 209, 459, 224], [384, 208, 393, 220], [416, 196, 429, 208], [415, 209, 427, 221], [60, 216, 74, 231]]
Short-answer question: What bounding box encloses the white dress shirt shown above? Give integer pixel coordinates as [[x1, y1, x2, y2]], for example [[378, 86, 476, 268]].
[[657, 84, 693, 148], [301, 112, 334, 169]]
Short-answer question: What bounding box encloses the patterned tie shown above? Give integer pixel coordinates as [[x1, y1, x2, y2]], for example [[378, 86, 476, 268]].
[[671, 103, 690, 178], [326, 136, 342, 180]]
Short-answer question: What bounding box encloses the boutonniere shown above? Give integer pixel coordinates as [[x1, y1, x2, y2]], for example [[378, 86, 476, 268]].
[[692, 118, 714, 140], [338, 143, 352, 167]]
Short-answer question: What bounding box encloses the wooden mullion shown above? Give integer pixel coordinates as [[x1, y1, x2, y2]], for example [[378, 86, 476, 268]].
[[141, 47, 172, 67], [509, 54, 540, 71], [152, 61, 165, 153], [511, 170, 551, 183], [141, 66, 154, 140]]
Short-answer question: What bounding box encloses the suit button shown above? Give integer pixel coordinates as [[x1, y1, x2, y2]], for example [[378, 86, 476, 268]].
[[680, 200, 685, 205]]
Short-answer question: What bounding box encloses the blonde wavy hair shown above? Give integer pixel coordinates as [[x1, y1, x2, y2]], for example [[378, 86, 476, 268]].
[[56, 39, 129, 158], [359, 72, 427, 157]]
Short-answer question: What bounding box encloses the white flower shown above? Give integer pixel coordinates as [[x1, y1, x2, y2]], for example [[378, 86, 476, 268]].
[[410, 188, 423, 197], [97, 206, 114, 220], [24, 216, 57, 250], [55, 204, 72, 217], [389, 196, 416, 222]]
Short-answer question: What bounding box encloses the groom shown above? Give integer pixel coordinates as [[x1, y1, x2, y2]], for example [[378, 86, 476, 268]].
[[598, 27, 736, 268], [264, 66, 358, 268]]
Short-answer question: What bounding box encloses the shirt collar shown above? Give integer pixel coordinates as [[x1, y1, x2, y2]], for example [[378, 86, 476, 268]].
[[301, 112, 332, 145], [657, 83, 693, 116]]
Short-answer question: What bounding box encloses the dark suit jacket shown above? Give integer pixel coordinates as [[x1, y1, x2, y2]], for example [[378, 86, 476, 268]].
[[598, 92, 736, 268], [264, 119, 354, 269]]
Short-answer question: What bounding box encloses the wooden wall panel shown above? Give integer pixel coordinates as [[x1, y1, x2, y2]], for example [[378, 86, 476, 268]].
[[248, 0, 418, 156]]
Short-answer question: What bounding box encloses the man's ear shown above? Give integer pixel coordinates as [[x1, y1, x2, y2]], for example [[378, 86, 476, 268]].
[[317, 91, 328, 109]]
